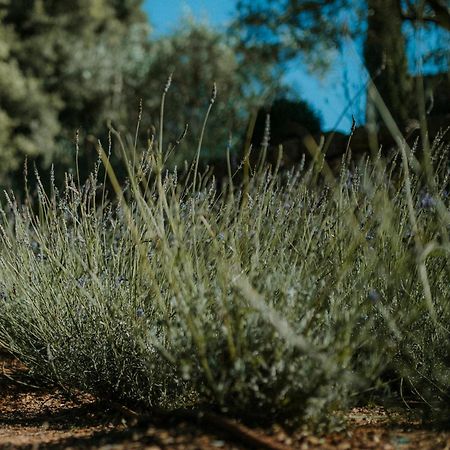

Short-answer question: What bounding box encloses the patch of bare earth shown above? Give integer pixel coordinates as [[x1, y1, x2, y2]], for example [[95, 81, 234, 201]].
[[1, 351, 449, 449]]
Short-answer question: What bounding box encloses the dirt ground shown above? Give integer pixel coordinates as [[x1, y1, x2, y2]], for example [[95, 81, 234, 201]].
[[1, 351, 449, 450]]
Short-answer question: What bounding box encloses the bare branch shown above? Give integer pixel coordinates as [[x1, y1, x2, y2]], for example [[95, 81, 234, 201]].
[[426, 0, 450, 31], [401, 11, 445, 28]]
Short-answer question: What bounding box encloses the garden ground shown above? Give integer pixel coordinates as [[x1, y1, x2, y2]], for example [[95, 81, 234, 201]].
[[1, 351, 449, 449]]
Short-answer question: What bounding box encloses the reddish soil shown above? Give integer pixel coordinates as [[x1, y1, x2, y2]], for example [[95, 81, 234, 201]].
[[1, 351, 449, 449]]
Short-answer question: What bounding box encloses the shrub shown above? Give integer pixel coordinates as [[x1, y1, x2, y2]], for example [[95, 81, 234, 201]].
[[0, 117, 449, 429], [251, 97, 322, 166]]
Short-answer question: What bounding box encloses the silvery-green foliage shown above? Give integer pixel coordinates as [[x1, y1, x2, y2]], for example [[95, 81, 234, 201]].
[[0, 132, 449, 428]]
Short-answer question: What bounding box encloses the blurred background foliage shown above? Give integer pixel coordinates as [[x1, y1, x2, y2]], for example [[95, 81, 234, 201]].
[[136, 21, 274, 166], [0, 0, 449, 191], [0, 0, 151, 188], [234, 0, 450, 125]]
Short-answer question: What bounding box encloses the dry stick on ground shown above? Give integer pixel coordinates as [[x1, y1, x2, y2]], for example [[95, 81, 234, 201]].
[[5, 361, 291, 449], [111, 402, 291, 450], [1, 349, 289, 449], [1, 361, 42, 389]]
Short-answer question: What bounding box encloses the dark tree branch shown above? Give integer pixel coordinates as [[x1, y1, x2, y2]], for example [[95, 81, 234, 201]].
[[426, 0, 450, 31], [401, 11, 445, 28], [401, 0, 450, 31]]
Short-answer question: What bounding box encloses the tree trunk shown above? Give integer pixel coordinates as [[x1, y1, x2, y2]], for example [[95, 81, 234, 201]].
[[364, 0, 413, 127]]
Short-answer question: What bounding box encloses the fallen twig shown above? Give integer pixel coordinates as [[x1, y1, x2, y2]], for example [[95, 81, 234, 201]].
[[1, 361, 41, 389], [110, 402, 292, 450]]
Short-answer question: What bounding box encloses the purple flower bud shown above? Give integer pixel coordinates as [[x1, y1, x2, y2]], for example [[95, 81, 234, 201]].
[[420, 193, 436, 209], [368, 289, 380, 302], [115, 275, 127, 287]]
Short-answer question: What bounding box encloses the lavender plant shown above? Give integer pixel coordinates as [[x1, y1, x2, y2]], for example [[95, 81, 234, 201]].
[[0, 103, 449, 428]]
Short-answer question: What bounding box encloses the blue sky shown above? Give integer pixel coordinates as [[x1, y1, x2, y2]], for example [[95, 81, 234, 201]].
[[143, 0, 367, 132], [145, 0, 233, 35]]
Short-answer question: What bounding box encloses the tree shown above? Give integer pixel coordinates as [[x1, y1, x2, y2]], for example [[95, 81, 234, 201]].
[[0, 11, 60, 186], [235, 0, 450, 127], [0, 0, 149, 185], [0, 3, 277, 188], [251, 97, 322, 166], [137, 22, 270, 166], [364, 0, 412, 126]]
